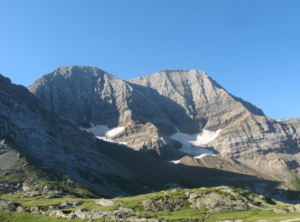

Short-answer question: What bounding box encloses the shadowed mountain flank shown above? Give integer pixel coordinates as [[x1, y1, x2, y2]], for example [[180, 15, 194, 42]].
[[95, 139, 300, 202]]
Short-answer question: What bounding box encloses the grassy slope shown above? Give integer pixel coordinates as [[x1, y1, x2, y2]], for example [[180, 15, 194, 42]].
[[1, 209, 300, 222], [0, 157, 99, 198], [2, 187, 300, 222]]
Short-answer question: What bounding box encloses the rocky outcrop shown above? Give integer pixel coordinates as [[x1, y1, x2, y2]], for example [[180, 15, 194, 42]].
[[288, 204, 300, 213], [188, 191, 258, 213], [139, 186, 275, 214], [3, 186, 300, 221], [12, 203, 157, 221], [93, 198, 121, 206], [142, 197, 185, 212], [186, 186, 277, 213], [0, 199, 23, 213], [59, 202, 82, 209]]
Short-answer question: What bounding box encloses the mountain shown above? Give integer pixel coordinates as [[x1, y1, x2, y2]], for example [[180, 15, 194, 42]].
[[28, 66, 183, 159], [129, 69, 297, 146], [0, 73, 153, 197], [129, 69, 264, 134], [129, 70, 300, 182], [5, 71, 293, 201], [2, 66, 300, 220], [28, 66, 300, 187]]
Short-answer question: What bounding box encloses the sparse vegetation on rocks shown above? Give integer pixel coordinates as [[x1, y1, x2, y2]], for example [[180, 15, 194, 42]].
[[1, 186, 300, 222]]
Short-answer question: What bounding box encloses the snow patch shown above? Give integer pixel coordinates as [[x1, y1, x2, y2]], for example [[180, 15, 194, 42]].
[[106, 127, 125, 137], [89, 125, 110, 137], [170, 127, 221, 157], [95, 136, 127, 145], [195, 153, 215, 159], [171, 159, 181, 164], [83, 123, 126, 145], [193, 129, 222, 146], [89, 124, 124, 138]]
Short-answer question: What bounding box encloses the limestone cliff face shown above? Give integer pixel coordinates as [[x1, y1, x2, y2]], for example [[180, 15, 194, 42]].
[[210, 114, 300, 180], [28, 66, 300, 182], [28, 66, 183, 159], [129, 69, 264, 134], [129, 70, 300, 181], [28, 66, 174, 132]]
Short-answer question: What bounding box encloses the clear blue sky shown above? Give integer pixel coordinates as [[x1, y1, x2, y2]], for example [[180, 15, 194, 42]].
[[0, 0, 299, 119]]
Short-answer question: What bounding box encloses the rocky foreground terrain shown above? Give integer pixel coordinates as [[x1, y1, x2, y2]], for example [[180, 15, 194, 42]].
[[2, 186, 300, 222]]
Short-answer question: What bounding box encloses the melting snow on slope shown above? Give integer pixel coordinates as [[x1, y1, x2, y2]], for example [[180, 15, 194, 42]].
[[88, 123, 125, 137], [171, 159, 181, 164], [171, 153, 215, 165], [193, 129, 222, 146], [84, 124, 127, 145], [194, 153, 215, 159], [170, 126, 221, 158], [95, 136, 127, 145], [106, 127, 125, 137]]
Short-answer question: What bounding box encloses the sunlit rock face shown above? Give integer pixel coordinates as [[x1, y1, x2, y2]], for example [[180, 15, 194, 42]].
[[28, 66, 183, 159], [29, 67, 300, 182], [129, 69, 264, 134], [130, 69, 300, 182], [28, 66, 174, 132]]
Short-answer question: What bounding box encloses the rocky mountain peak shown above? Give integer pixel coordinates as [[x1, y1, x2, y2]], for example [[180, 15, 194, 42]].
[[27, 67, 300, 180], [137, 69, 208, 81], [129, 69, 264, 132], [27, 67, 180, 159], [29, 66, 117, 89]]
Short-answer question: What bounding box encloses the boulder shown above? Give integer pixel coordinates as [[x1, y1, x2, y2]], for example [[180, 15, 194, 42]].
[[274, 208, 288, 214], [288, 204, 300, 213], [0, 199, 23, 213], [93, 198, 121, 206], [142, 197, 185, 212], [60, 202, 82, 209]]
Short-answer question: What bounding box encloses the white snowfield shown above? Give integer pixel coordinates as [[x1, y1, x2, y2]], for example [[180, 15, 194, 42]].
[[88, 124, 125, 137], [171, 159, 181, 164], [95, 136, 127, 145], [193, 129, 222, 146], [171, 153, 216, 164], [194, 153, 215, 159], [84, 124, 127, 145], [170, 126, 221, 163]]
